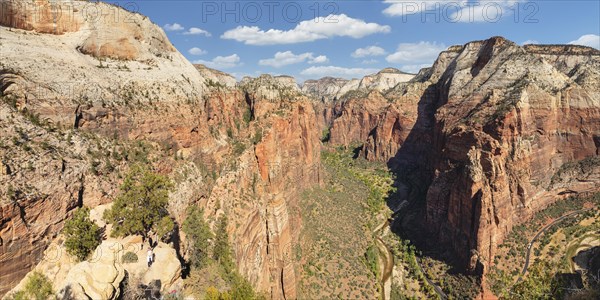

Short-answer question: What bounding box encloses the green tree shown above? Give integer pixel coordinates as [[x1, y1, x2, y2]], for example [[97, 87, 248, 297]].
[[230, 275, 257, 300], [510, 260, 557, 299], [155, 215, 175, 242], [182, 206, 213, 268], [8, 272, 55, 300], [104, 165, 173, 239], [63, 207, 101, 261], [213, 215, 234, 274]]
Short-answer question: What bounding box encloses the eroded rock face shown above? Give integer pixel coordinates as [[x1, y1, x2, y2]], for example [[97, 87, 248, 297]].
[[0, 0, 83, 34], [301, 69, 414, 104], [357, 68, 414, 91], [200, 77, 321, 299], [3, 3, 598, 297], [0, 0, 175, 60], [1, 5, 322, 296], [328, 91, 390, 146], [195, 64, 238, 88], [301, 77, 350, 102], [6, 232, 182, 300], [424, 37, 600, 271], [330, 37, 600, 274], [0, 104, 108, 295], [0, 1, 205, 128]]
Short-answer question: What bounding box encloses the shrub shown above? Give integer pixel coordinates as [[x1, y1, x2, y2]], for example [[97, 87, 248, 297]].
[[321, 127, 330, 142], [122, 251, 139, 263], [242, 108, 252, 124], [365, 244, 379, 279], [205, 286, 222, 300], [252, 128, 263, 145], [63, 207, 101, 261], [230, 275, 257, 300], [9, 272, 55, 300], [103, 164, 173, 239], [231, 140, 246, 157]]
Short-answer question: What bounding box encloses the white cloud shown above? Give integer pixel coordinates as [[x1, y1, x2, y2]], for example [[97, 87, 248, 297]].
[[164, 23, 184, 31], [382, 1, 459, 16], [386, 41, 446, 65], [362, 59, 379, 64], [521, 40, 539, 45], [183, 27, 211, 37], [310, 55, 329, 64], [259, 51, 328, 68], [352, 46, 387, 58], [300, 66, 378, 78], [568, 34, 600, 50], [221, 14, 390, 45], [383, 0, 522, 23], [188, 47, 207, 56], [193, 54, 241, 69]]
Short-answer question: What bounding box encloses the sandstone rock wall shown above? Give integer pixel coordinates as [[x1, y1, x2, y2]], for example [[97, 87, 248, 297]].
[[328, 91, 390, 146], [0, 103, 121, 295], [0, 0, 83, 34], [0, 0, 206, 128], [301, 77, 349, 102], [357, 68, 414, 91], [424, 37, 600, 271], [328, 37, 600, 274], [198, 78, 321, 299]]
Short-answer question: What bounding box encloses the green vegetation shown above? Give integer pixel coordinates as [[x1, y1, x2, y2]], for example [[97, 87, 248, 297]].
[[389, 239, 425, 291], [231, 140, 246, 157], [1, 93, 18, 109], [322, 149, 396, 216], [182, 206, 213, 268], [509, 260, 560, 299], [321, 126, 330, 143], [7, 272, 54, 300], [205, 79, 226, 89], [365, 244, 380, 279], [213, 215, 235, 275], [183, 212, 263, 300], [62, 207, 101, 261], [491, 97, 518, 121], [296, 147, 395, 298], [121, 251, 139, 263], [489, 192, 600, 298], [103, 165, 174, 239], [340, 89, 368, 100], [242, 107, 252, 124], [251, 128, 263, 145]]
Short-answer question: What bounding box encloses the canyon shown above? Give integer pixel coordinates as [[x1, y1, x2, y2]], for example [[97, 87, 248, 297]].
[[1, 1, 599, 299]]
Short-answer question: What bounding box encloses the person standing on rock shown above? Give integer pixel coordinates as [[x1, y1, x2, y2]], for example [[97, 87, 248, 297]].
[[147, 248, 153, 267]]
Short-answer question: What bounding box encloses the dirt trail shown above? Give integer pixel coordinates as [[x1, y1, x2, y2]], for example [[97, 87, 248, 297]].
[[374, 220, 394, 300]]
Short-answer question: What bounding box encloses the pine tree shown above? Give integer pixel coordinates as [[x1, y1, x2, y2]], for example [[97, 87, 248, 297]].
[[182, 206, 213, 267], [213, 215, 234, 274], [104, 164, 173, 239], [63, 207, 101, 261]]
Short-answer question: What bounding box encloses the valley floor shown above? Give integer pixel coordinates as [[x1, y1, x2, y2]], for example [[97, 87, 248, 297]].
[[488, 193, 600, 299]]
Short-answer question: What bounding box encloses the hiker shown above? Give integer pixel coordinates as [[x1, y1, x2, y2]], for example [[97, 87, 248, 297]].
[[147, 248, 153, 267]]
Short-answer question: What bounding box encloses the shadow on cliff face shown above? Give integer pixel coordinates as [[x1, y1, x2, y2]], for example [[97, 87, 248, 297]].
[[382, 81, 474, 274]]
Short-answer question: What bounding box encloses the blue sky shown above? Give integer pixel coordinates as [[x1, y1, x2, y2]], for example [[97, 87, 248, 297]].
[[111, 1, 599, 81]]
